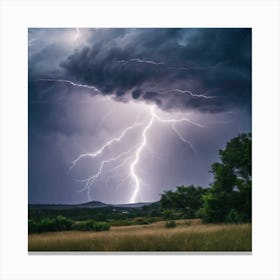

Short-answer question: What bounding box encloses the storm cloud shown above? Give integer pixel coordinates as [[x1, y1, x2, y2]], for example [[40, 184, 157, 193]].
[[28, 28, 252, 204], [58, 28, 251, 113]]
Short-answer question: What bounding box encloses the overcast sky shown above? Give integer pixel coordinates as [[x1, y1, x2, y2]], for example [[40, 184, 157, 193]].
[[28, 28, 251, 204]]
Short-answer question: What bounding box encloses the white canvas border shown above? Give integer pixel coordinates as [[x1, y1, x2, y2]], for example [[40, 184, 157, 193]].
[[0, 0, 280, 279]]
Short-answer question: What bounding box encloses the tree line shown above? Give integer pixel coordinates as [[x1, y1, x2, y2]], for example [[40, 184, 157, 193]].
[[28, 215, 111, 233], [160, 133, 251, 223]]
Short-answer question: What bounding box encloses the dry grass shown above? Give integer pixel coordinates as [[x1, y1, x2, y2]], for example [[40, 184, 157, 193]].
[[28, 219, 251, 252]]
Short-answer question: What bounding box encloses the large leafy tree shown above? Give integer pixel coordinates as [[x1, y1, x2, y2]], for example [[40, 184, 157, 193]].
[[161, 185, 206, 218], [201, 133, 252, 223]]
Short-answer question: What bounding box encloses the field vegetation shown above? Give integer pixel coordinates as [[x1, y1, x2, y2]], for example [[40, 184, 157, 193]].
[[29, 219, 251, 251]]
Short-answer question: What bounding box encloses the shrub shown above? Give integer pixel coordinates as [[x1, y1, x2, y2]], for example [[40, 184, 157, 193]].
[[53, 215, 73, 231], [94, 222, 110, 231], [165, 220, 176, 228], [28, 216, 73, 233], [71, 220, 95, 231], [40, 218, 56, 232], [163, 210, 175, 220]]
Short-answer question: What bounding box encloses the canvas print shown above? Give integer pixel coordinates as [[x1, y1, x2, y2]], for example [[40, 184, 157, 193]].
[[28, 28, 252, 252]]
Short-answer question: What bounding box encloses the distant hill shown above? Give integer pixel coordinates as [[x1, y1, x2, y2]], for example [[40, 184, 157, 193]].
[[111, 202, 156, 208], [28, 200, 161, 222], [28, 200, 107, 210], [28, 200, 158, 210]]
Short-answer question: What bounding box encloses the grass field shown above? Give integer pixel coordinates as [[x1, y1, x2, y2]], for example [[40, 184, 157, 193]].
[[28, 219, 251, 252]]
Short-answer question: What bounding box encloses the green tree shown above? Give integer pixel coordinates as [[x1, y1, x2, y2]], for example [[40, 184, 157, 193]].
[[161, 185, 206, 218], [200, 133, 251, 223]]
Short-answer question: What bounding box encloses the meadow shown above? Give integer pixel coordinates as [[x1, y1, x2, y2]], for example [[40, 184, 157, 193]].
[[28, 219, 251, 252]]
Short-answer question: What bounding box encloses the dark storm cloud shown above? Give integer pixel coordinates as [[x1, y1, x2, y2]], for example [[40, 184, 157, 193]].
[[28, 28, 252, 204], [59, 28, 251, 113]]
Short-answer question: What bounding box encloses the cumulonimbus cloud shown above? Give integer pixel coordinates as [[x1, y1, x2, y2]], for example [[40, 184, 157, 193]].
[[55, 28, 251, 113]]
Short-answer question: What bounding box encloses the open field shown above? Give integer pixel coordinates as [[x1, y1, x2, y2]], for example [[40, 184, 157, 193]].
[[28, 219, 252, 252]]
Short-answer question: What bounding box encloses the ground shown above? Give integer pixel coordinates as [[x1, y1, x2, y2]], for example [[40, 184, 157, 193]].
[[28, 219, 252, 252]]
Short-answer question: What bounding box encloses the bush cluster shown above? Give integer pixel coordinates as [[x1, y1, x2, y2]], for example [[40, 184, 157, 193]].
[[28, 215, 73, 233], [28, 216, 110, 233]]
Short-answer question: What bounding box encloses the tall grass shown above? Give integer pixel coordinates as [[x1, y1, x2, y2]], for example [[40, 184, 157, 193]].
[[28, 220, 251, 252]]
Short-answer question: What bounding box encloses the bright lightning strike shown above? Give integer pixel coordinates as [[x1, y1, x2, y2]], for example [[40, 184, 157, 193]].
[[128, 106, 202, 203], [129, 109, 156, 203], [70, 104, 203, 204]]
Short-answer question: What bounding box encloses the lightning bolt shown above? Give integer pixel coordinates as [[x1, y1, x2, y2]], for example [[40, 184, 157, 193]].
[[171, 123, 197, 154], [167, 65, 212, 72], [35, 54, 223, 203], [39, 78, 201, 202], [70, 105, 203, 203], [39, 77, 214, 102], [38, 78, 102, 94], [114, 60, 216, 100], [115, 58, 164, 66], [129, 109, 156, 203], [167, 89, 215, 99], [69, 122, 143, 171], [114, 58, 228, 75], [128, 106, 202, 203], [77, 149, 134, 201], [153, 111, 204, 128]]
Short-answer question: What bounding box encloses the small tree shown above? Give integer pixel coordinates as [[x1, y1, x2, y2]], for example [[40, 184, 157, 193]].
[[53, 215, 73, 231], [162, 209, 175, 220]]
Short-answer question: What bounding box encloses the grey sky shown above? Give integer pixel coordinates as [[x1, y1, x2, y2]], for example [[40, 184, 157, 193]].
[[28, 28, 251, 204]]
